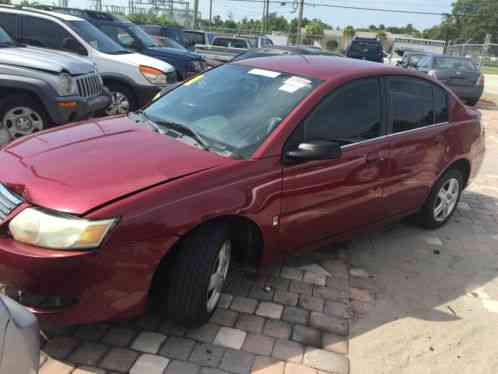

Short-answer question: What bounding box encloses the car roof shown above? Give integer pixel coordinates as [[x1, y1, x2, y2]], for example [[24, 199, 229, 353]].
[[0, 5, 83, 21], [234, 55, 408, 81]]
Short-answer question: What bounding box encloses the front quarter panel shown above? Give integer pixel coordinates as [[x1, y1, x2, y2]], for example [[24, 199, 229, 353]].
[[83, 157, 282, 316]]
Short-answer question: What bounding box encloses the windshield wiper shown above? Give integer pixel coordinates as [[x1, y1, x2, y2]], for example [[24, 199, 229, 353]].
[[146, 117, 211, 151]]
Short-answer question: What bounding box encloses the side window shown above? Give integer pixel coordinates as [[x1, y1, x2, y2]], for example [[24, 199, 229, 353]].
[[0, 13, 17, 37], [231, 39, 247, 49], [434, 86, 449, 123], [388, 77, 434, 133], [295, 78, 382, 147], [21, 16, 81, 52], [213, 38, 230, 47]]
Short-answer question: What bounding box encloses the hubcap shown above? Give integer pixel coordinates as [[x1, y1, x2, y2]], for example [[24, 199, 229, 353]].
[[207, 240, 231, 312], [433, 178, 460, 222], [105, 91, 130, 116], [3, 107, 44, 139]]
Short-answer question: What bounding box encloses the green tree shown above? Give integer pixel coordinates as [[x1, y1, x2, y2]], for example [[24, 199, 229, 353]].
[[343, 25, 355, 38], [304, 20, 324, 45], [451, 0, 498, 42], [0, 0, 11, 4], [326, 39, 339, 51]]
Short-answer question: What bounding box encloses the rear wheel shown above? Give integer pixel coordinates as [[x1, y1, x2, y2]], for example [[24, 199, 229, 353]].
[[161, 224, 232, 328], [417, 169, 463, 229], [466, 98, 479, 106]]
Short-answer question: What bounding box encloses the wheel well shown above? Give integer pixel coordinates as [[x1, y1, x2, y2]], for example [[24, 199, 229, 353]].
[[448, 159, 471, 187], [102, 78, 137, 101], [149, 216, 264, 302], [0, 89, 51, 123]]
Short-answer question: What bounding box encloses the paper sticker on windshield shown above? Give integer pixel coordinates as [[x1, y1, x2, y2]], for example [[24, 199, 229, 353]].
[[184, 74, 204, 86], [248, 68, 281, 78], [279, 76, 312, 93]]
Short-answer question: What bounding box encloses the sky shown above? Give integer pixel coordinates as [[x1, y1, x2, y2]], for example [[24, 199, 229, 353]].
[[32, 0, 453, 30], [197, 0, 454, 30]]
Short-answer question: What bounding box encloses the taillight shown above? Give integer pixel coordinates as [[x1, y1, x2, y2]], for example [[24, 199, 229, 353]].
[[477, 74, 484, 86]]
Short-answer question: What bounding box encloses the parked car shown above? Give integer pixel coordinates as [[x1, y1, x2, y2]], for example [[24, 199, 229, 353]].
[[416, 55, 484, 106], [398, 51, 430, 68], [140, 24, 187, 48], [0, 56, 484, 328], [0, 25, 109, 142], [0, 294, 39, 374], [195, 35, 275, 62], [183, 29, 216, 49], [42, 9, 207, 81], [345, 36, 384, 62], [0, 5, 175, 115], [232, 45, 342, 61]]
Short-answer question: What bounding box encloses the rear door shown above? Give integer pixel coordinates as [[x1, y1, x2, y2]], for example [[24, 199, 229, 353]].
[[383, 76, 449, 216], [280, 78, 390, 252]]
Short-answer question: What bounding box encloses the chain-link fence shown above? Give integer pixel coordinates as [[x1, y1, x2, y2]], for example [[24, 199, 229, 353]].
[[446, 43, 498, 67]]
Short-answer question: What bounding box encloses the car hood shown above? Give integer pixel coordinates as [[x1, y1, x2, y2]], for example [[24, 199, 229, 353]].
[[0, 46, 95, 75], [0, 116, 231, 215], [148, 46, 202, 60]]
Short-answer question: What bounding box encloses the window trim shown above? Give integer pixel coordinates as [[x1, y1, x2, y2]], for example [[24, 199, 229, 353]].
[[283, 77, 388, 156]]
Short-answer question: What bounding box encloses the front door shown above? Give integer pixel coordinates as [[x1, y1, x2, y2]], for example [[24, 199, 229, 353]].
[[280, 78, 390, 252]]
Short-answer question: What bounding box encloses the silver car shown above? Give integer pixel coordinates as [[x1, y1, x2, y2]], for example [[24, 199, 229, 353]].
[[0, 295, 39, 374]]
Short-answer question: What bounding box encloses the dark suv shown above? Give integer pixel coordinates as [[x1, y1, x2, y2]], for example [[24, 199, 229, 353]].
[[346, 37, 384, 63], [44, 8, 207, 80]]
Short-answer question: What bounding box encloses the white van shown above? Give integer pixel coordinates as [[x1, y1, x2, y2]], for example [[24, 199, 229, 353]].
[[0, 6, 176, 114]]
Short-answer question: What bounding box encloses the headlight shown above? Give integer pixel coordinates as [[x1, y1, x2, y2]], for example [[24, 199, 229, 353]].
[[56, 73, 75, 96], [9, 208, 116, 250], [139, 65, 167, 85]]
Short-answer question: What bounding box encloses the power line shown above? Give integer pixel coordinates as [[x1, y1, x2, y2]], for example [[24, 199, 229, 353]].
[[227, 0, 449, 16]]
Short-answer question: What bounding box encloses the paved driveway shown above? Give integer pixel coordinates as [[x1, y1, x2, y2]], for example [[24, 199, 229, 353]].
[[25, 106, 498, 374]]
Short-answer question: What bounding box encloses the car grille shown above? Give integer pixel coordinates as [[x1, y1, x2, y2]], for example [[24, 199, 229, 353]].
[[0, 184, 23, 224], [76, 73, 103, 98]]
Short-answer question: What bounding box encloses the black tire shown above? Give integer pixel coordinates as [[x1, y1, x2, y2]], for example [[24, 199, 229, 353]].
[[0, 95, 47, 140], [162, 224, 231, 328], [417, 168, 464, 229], [466, 98, 479, 106], [101, 82, 137, 116]]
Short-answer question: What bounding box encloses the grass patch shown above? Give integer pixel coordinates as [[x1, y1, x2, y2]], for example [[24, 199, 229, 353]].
[[482, 66, 498, 75]]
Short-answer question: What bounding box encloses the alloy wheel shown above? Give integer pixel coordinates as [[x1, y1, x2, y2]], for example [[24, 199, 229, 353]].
[[433, 177, 460, 222], [105, 91, 130, 116], [206, 240, 231, 313]]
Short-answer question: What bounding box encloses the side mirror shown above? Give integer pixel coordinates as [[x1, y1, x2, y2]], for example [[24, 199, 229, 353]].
[[62, 38, 87, 56], [284, 140, 342, 164]]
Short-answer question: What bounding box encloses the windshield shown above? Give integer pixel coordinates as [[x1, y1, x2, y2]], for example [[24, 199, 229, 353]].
[[433, 57, 477, 71], [157, 36, 187, 50], [68, 20, 129, 54], [127, 24, 158, 48], [143, 64, 321, 159], [0, 26, 14, 45]]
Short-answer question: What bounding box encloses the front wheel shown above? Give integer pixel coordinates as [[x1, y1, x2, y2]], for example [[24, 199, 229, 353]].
[[0, 95, 47, 141], [417, 169, 463, 229], [162, 224, 232, 328], [103, 83, 137, 116]]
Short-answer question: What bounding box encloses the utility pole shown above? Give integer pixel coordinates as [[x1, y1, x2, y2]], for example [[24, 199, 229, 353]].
[[261, 0, 268, 34], [209, 0, 213, 25], [296, 0, 304, 45], [193, 0, 199, 29]]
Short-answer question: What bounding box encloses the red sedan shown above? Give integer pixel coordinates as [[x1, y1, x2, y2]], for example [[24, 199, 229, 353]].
[[0, 56, 485, 327]]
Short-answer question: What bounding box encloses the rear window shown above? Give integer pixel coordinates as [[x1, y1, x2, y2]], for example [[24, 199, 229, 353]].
[[350, 41, 381, 54], [433, 57, 477, 71], [184, 31, 205, 46]]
